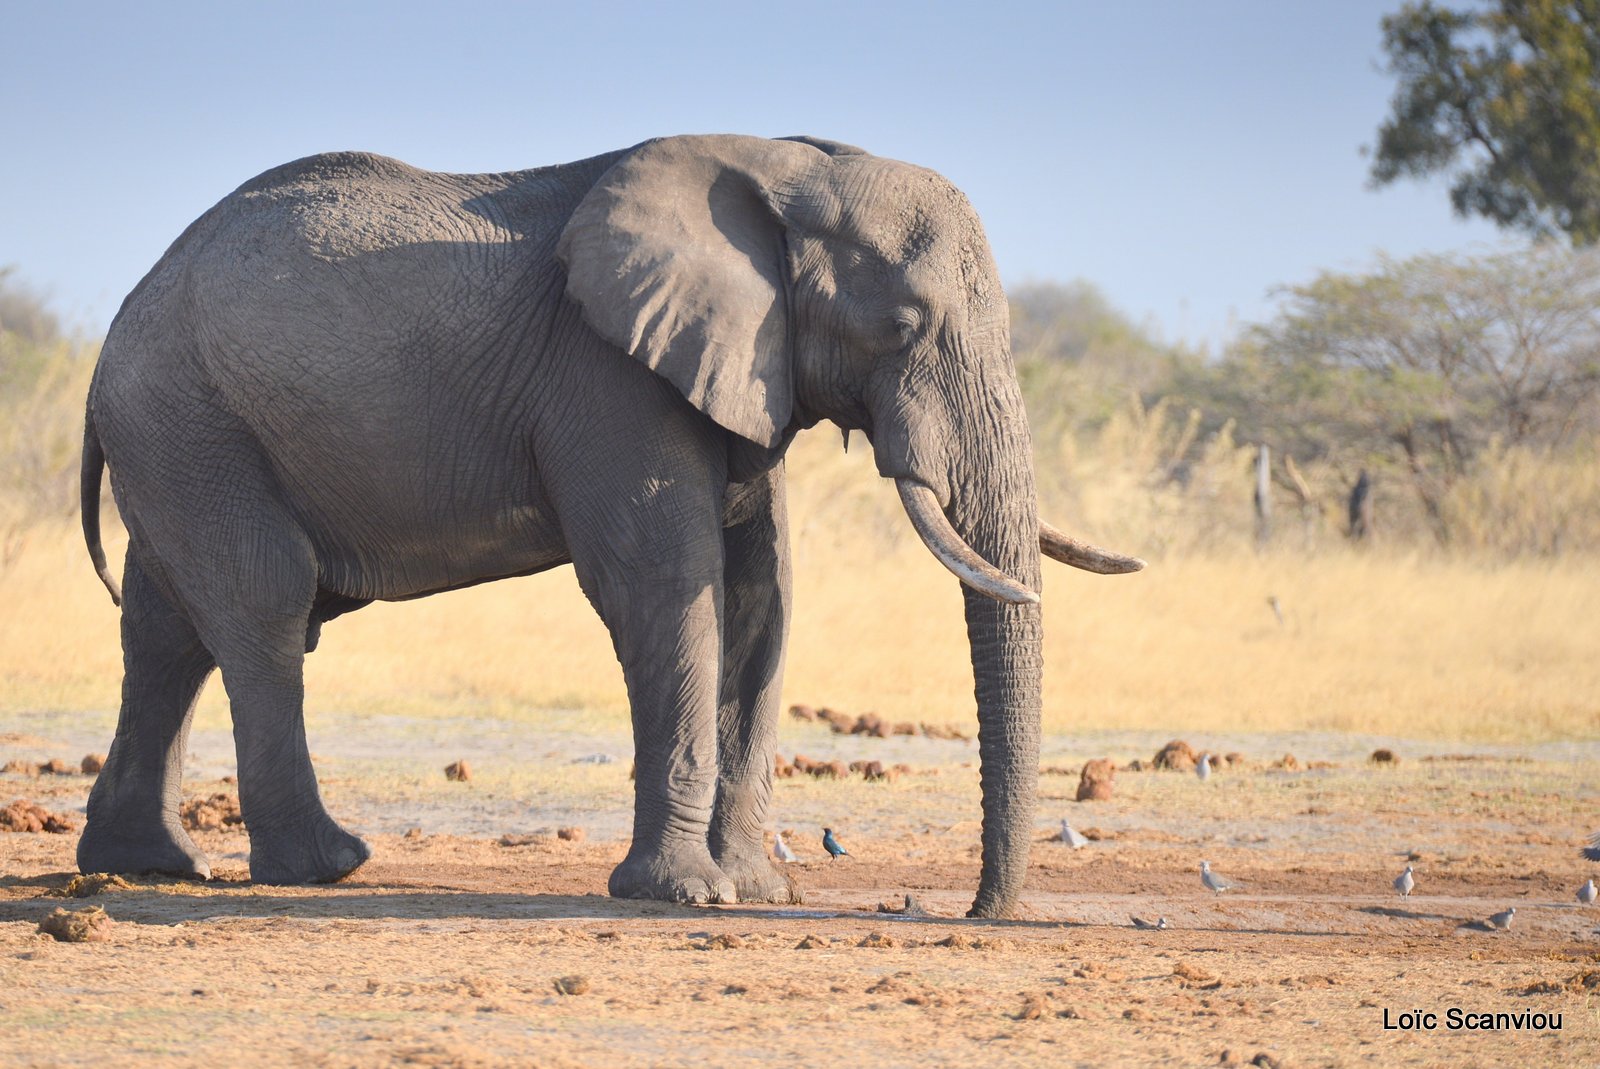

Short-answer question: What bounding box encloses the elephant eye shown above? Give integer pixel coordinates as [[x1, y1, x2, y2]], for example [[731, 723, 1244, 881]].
[[893, 308, 922, 345]]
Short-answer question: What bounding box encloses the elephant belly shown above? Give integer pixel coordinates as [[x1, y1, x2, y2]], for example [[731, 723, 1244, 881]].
[[277, 451, 570, 602]]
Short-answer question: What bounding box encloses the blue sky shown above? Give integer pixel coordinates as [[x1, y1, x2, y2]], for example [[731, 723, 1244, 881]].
[[3, 1, 1505, 349]]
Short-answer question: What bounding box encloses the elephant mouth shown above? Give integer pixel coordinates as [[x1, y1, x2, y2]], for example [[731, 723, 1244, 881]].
[[893, 478, 1145, 603]]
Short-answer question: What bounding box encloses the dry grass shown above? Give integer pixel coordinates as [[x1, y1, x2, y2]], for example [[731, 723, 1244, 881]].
[[1, 431, 1595, 743]]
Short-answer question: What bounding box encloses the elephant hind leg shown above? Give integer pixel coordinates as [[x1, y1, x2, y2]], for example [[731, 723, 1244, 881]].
[[186, 520, 369, 885], [78, 547, 215, 880]]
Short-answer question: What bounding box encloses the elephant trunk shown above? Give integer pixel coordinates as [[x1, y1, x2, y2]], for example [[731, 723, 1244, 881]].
[[950, 444, 1044, 919]]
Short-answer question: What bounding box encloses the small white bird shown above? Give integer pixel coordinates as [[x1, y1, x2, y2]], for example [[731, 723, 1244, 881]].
[[1200, 860, 1240, 895], [1131, 915, 1168, 930], [772, 832, 798, 864], [1487, 907, 1515, 931], [1196, 754, 1211, 782], [1060, 821, 1089, 849], [1394, 865, 1415, 897], [1578, 878, 1596, 905]]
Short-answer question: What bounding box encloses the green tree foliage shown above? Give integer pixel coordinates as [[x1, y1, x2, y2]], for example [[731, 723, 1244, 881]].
[[1372, 0, 1600, 242]]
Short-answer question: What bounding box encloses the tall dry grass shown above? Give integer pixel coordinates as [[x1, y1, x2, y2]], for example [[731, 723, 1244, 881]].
[[1, 338, 1596, 741], [2, 419, 1596, 742]]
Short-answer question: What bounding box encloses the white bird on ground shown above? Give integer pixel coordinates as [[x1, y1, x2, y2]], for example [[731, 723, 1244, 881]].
[[1578, 878, 1596, 905], [1196, 754, 1211, 782], [772, 832, 798, 864], [1131, 915, 1168, 930], [1200, 860, 1240, 895], [1394, 865, 1415, 897], [1487, 907, 1515, 931], [1060, 821, 1089, 849]]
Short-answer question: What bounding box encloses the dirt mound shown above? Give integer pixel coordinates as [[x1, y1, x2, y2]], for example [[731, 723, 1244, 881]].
[[180, 793, 243, 832], [556, 826, 585, 843], [1520, 969, 1600, 995], [1153, 740, 1198, 771], [80, 754, 106, 774], [1076, 758, 1115, 801], [444, 760, 472, 782], [1, 799, 75, 833], [1272, 754, 1301, 771], [38, 905, 114, 943]]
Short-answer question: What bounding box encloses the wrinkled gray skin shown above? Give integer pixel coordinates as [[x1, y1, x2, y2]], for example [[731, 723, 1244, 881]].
[[78, 134, 1052, 918]]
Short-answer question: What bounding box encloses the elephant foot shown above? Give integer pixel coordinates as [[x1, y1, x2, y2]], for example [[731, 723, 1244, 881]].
[[77, 818, 212, 881], [609, 842, 737, 905], [712, 844, 802, 905], [248, 816, 371, 885]]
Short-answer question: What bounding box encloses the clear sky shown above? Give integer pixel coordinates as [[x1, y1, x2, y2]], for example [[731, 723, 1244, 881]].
[[2, 0, 1506, 350]]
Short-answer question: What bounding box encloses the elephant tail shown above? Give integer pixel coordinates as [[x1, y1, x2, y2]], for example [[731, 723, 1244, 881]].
[[81, 409, 122, 607]]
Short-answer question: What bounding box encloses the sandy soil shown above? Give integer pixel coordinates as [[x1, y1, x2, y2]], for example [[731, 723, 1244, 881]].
[[3, 715, 1599, 1068]]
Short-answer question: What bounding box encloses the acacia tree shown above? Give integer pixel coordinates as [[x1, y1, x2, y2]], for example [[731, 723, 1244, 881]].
[[1225, 245, 1600, 541], [1372, 0, 1600, 242]]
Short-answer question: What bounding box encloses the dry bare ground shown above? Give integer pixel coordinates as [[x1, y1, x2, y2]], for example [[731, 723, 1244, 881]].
[[3, 713, 1599, 1068]]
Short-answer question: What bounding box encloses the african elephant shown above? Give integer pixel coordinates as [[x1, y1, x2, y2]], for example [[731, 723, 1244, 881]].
[[77, 134, 1141, 918]]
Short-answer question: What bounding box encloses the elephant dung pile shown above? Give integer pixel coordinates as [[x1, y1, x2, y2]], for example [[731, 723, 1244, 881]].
[[38, 905, 114, 943], [1, 799, 75, 833], [787, 704, 970, 741], [2, 756, 99, 777], [180, 792, 243, 832], [1076, 759, 1116, 801], [777, 753, 909, 783]]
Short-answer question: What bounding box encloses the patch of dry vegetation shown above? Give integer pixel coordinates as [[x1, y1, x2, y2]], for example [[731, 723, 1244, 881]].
[[1, 272, 1595, 742]]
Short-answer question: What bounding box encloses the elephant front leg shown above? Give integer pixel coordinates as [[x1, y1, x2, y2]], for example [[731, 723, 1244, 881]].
[[709, 469, 800, 904], [595, 575, 736, 905]]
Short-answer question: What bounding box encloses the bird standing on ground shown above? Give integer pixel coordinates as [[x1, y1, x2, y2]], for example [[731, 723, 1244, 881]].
[[1394, 865, 1415, 897], [1060, 821, 1089, 849], [1196, 754, 1211, 782], [1200, 860, 1240, 895], [1131, 915, 1168, 930], [1487, 907, 1515, 931], [1578, 878, 1596, 905], [772, 832, 798, 864], [822, 827, 849, 861]]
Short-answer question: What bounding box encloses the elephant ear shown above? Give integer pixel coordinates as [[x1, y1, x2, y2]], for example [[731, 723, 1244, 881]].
[[557, 134, 831, 449]]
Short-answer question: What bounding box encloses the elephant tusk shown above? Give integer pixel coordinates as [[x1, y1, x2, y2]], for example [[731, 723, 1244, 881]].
[[895, 480, 1040, 605], [1039, 521, 1147, 575]]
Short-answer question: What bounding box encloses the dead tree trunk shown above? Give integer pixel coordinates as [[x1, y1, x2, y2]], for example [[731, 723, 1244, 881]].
[[1253, 444, 1272, 549]]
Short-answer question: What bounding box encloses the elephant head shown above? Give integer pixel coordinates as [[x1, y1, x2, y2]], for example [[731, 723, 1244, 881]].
[[558, 134, 1142, 918]]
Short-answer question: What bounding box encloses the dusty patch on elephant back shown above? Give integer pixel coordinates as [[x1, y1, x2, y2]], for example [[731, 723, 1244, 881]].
[[1153, 740, 1197, 771], [38, 905, 114, 943], [54, 874, 135, 898], [180, 792, 243, 831], [1, 799, 75, 833], [444, 760, 472, 782], [1076, 758, 1115, 801], [80, 754, 106, 774]]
